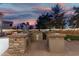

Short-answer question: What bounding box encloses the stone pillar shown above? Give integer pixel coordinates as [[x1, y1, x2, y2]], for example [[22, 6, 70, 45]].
[[30, 29, 43, 41], [46, 31, 66, 53], [7, 32, 28, 56]]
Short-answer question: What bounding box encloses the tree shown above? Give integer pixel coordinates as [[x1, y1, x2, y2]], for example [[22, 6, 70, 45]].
[[52, 4, 65, 28], [69, 7, 79, 28], [36, 12, 54, 29], [36, 4, 65, 29]]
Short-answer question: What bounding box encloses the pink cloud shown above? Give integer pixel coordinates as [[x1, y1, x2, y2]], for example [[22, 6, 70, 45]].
[[0, 8, 16, 16], [65, 11, 75, 15], [26, 19, 37, 25], [5, 19, 37, 26], [33, 6, 51, 11]]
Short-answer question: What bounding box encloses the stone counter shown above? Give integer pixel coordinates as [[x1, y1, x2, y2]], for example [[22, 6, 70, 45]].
[[7, 33, 29, 56], [46, 31, 66, 53]]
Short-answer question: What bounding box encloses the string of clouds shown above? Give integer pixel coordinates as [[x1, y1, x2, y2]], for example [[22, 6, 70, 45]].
[[0, 3, 79, 20]]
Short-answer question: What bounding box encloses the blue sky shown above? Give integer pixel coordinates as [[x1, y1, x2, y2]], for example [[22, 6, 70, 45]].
[[0, 3, 79, 20]]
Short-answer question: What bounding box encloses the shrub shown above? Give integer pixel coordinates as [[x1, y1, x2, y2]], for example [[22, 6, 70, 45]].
[[64, 35, 79, 41]]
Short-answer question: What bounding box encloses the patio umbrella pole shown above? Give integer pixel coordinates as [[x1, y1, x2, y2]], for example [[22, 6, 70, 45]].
[[0, 12, 3, 37], [0, 17, 3, 37]]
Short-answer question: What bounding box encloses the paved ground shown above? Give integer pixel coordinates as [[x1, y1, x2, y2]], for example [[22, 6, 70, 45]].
[[2, 40, 79, 56], [65, 40, 79, 56]]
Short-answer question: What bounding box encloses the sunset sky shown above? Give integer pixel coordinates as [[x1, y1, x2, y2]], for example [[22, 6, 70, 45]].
[[0, 3, 79, 25]]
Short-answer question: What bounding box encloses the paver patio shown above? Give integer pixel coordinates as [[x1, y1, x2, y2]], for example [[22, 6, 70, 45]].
[[2, 40, 79, 56]]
